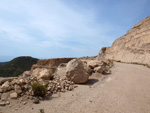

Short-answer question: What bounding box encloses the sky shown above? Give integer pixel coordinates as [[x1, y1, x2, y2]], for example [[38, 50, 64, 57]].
[[0, 0, 150, 61]]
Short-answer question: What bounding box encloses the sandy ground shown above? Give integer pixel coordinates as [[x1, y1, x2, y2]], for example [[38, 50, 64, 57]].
[[1, 62, 150, 113]]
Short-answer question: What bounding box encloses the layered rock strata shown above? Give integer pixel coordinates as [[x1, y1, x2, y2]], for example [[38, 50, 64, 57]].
[[31, 58, 73, 80], [97, 16, 150, 65]]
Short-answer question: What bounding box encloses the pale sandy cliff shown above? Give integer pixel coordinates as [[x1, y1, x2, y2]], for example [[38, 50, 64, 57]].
[[97, 16, 150, 65]]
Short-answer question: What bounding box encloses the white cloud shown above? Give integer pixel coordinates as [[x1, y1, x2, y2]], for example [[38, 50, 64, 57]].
[[0, 0, 112, 45]]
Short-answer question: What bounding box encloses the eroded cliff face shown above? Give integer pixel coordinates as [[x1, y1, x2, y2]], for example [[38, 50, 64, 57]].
[[97, 16, 150, 65], [30, 58, 74, 80], [31, 58, 73, 72]]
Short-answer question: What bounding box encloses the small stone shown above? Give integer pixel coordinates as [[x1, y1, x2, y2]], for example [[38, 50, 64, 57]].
[[23, 102, 27, 105], [65, 84, 69, 87], [15, 108, 18, 110], [10, 92, 18, 99], [19, 79, 25, 85], [33, 98, 39, 104], [57, 86, 61, 89], [61, 89, 65, 92], [24, 84, 29, 90], [9, 105, 12, 107], [68, 86, 73, 91], [6, 101, 10, 105], [14, 84, 22, 94], [2, 81, 9, 89], [1, 98, 5, 101], [71, 82, 74, 85], [0, 102, 6, 106]]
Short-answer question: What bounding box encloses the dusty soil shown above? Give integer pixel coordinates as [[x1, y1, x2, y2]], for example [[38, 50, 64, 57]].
[[1, 62, 150, 113]]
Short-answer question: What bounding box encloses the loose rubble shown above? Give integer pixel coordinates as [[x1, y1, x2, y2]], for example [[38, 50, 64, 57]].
[[0, 74, 77, 106], [85, 59, 113, 74]]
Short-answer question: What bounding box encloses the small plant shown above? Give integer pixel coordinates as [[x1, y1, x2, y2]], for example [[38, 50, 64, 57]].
[[32, 81, 48, 97], [39, 109, 45, 113]]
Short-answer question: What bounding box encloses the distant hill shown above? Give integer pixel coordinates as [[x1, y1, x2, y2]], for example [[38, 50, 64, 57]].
[[0, 56, 39, 77], [0, 62, 8, 65]]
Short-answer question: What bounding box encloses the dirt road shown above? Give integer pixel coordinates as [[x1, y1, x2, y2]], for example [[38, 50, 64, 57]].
[[1, 62, 150, 113]]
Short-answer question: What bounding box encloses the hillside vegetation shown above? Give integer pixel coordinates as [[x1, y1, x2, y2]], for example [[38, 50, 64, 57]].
[[0, 56, 38, 77]]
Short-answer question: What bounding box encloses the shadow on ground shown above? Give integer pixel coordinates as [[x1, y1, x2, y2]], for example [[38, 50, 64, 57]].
[[85, 79, 99, 85]]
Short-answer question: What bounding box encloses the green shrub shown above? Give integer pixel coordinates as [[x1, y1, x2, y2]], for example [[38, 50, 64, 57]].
[[32, 82, 48, 97], [39, 109, 45, 113]]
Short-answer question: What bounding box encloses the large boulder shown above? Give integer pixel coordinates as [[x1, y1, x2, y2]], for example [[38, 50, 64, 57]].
[[66, 59, 89, 84], [97, 16, 150, 65]]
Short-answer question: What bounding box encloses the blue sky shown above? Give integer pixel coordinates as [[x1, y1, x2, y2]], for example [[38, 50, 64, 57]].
[[0, 0, 150, 61]]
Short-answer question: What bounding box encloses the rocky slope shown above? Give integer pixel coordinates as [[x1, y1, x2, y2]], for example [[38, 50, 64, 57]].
[[97, 16, 150, 65]]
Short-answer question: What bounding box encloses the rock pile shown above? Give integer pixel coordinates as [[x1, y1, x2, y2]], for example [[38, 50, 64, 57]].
[[47, 76, 76, 93], [55, 59, 113, 83], [0, 74, 76, 106], [0, 58, 113, 106], [84, 59, 113, 74]]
